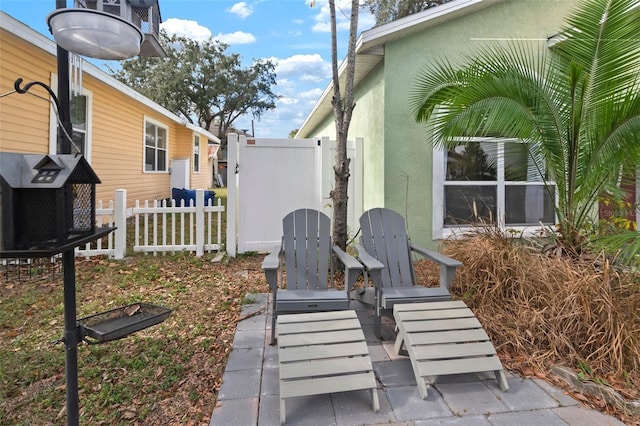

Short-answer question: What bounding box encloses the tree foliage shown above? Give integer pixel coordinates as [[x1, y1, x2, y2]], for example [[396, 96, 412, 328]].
[[365, 0, 453, 25], [109, 31, 277, 146], [411, 0, 640, 254]]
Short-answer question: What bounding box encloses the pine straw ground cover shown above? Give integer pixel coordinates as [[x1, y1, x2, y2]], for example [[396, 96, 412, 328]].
[[0, 252, 268, 425], [416, 231, 639, 425]]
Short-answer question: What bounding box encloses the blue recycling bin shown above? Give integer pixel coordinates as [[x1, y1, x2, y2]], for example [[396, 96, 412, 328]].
[[171, 188, 215, 206], [171, 188, 185, 205], [204, 190, 216, 205], [184, 189, 196, 205]]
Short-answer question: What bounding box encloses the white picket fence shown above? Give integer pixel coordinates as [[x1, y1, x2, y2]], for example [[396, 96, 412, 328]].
[[74, 200, 118, 258], [133, 190, 224, 255], [75, 189, 225, 259], [75, 189, 127, 259]]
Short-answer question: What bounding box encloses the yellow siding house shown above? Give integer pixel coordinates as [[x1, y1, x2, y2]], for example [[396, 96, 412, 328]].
[[0, 11, 220, 207]]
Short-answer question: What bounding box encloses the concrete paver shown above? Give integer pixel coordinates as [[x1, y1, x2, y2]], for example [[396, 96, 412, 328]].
[[209, 294, 626, 426], [332, 389, 396, 426], [532, 378, 580, 407], [225, 347, 263, 371], [217, 368, 261, 400], [209, 397, 259, 426], [436, 381, 508, 416], [415, 415, 492, 425], [488, 376, 558, 411], [552, 406, 626, 426], [487, 409, 568, 426], [385, 385, 453, 421], [277, 393, 335, 426]]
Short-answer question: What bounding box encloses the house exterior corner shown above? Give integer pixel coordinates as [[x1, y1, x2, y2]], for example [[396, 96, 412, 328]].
[[298, 0, 577, 249], [0, 11, 220, 209]]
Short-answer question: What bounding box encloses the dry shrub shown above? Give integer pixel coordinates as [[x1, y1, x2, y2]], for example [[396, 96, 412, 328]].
[[430, 229, 640, 398]]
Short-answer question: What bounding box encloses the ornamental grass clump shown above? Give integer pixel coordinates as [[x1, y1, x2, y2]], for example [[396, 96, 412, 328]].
[[435, 230, 639, 401]]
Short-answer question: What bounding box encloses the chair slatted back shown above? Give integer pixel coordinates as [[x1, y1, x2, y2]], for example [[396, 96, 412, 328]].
[[360, 208, 415, 288], [283, 209, 331, 290]]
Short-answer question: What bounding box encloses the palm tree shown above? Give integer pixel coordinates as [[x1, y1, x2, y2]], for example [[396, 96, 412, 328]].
[[411, 0, 640, 253]]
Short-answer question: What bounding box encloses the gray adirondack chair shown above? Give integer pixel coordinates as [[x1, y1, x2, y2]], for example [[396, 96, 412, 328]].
[[353, 208, 463, 338], [263, 208, 363, 345]]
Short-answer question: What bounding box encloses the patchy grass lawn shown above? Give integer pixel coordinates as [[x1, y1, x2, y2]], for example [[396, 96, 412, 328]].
[[0, 252, 268, 425]]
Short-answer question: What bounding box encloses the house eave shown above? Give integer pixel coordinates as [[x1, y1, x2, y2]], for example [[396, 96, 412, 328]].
[[358, 0, 503, 54], [186, 123, 221, 144], [296, 0, 505, 137]]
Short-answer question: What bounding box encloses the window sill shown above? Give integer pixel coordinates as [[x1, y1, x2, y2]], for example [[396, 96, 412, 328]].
[[434, 225, 555, 240]]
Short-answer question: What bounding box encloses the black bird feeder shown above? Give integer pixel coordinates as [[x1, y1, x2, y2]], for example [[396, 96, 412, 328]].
[[0, 151, 170, 426], [0, 152, 103, 255]]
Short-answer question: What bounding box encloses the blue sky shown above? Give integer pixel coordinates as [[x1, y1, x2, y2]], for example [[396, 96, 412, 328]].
[[1, 0, 376, 138]]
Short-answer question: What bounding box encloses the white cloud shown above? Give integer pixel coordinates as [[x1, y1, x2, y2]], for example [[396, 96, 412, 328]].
[[359, 11, 376, 30], [161, 18, 256, 46], [161, 18, 212, 41], [298, 87, 325, 105], [278, 96, 299, 106], [311, 0, 376, 33], [291, 18, 304, 25], [311, 0, 352, 33], [216, 31, 257, 45], [232, 54, 334, 137], [275, 54, 331, 80], [228, 2, 253, 19]]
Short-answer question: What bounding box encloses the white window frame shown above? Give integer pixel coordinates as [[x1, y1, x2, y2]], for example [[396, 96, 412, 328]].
[[49, 75, 93, 162], [143, 117, 169, 173], [432, 137, 557, 240], [193, 134, 200, 173]]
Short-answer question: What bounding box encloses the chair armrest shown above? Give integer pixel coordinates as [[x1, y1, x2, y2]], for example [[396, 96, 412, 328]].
[[409, 243, 462, 290], [333, 245, 363, 292], [409, 243, 462, 268], [262, 246, 281, 270], [332, 245, 362, 271], [354, 244, 384, 271], [262, 245, 282, 292]]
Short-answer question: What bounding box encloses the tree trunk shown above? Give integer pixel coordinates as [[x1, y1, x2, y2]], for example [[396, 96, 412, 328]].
[[331, 133, 351, 253], [329, 0, 359, 252]]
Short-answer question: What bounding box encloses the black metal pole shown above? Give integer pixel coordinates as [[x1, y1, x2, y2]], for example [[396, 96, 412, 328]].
[[56, 0, 72, 155], [62, 249, 79, 426], [55, 2, 80, 425], [57, 44, 72, 155]]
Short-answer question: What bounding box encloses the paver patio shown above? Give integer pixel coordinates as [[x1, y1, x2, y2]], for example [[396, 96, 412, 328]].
[[209, 293, 625, 426]]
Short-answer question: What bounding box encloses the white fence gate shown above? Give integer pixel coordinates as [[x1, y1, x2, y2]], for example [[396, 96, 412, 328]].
[[226, 133, 363, 256]]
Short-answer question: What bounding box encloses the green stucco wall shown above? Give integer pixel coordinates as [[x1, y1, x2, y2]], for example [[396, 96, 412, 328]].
[[380, 0, 576, 248], [346, 61, 385, 209], [304, 60, 386, 210]]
